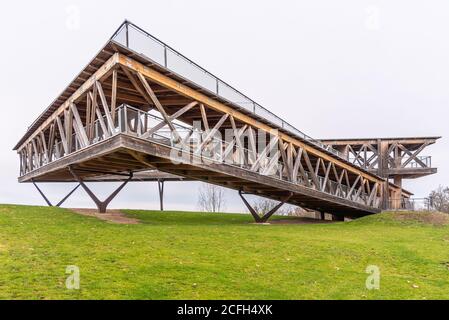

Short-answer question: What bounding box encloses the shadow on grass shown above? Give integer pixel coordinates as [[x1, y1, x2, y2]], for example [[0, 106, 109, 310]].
[[122, 210, 301, 226]]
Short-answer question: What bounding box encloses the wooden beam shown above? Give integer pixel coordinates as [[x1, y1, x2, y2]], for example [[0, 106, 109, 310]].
[[143, 101, 198, 138], [70, 103, 89, 147], [96, 81, 115, 134], [56, 116, 68, 154], [195, 114, 229, 153], [302, 149, 320, 189], [111, 69, 118, 123], [251, 136, 279, 172], [200, 103, 210, 132], [136, 72, 181, 142]]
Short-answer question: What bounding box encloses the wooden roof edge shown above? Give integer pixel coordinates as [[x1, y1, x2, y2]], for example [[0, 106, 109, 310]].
[[321, 136, 441, 144]]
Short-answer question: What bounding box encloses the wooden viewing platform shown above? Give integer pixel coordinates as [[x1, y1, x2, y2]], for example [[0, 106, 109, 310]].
[[13, 21, 435, 221]]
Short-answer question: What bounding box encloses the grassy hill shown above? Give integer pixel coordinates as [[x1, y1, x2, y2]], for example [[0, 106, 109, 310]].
[[0, 204, 448, 300]]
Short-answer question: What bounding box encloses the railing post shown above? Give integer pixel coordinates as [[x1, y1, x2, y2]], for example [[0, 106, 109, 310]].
[[118, 106, 122, 132], [125, 22, 129, 47], [137, 110, 142, 136], [124, 105, 129, 133]]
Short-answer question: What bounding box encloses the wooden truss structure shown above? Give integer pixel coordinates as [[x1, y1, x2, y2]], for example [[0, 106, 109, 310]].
[[322, 137, 438, 177], [14, 22, 413, 220], [322, 137, 439, 209]]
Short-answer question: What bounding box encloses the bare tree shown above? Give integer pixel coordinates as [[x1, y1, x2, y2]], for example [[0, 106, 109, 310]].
[[428, 186, 449, 213], [253, 198, 277, 216], [198, 183, 226, 213], [251, 197, 294, 216]]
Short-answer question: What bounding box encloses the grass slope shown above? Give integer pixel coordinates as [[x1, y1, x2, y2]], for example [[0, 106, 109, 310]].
[[0, 205, 448, 300]]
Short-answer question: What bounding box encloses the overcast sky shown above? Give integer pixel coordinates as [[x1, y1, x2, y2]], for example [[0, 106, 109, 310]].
[[0, 0, 447, 212]]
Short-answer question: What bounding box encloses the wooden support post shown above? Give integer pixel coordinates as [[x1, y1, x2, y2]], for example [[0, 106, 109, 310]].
[[111, 69, 118, 123], [96, 81, 116, 134], [143, 101, 198, 139], [136, 72, 181, 142]]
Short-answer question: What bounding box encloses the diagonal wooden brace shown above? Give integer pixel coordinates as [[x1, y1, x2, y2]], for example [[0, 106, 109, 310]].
[[32, 179, 80, 207], [69, 166, 133, 213], [238, 191, 293, 223]]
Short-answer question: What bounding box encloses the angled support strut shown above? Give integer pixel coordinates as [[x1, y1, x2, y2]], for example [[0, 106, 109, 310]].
[[32, 179, 80, 207], [238, 191, 293, 223], [157, 179, 165, 211], [69, 166, 133, 213]]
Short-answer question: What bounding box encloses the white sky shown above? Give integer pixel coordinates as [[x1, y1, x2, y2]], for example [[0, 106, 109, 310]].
[[0, 0, 447, 212]]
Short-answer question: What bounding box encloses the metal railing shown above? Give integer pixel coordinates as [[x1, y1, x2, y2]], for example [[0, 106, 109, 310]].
[[110, 21, 346, 160], [388, 198, 434, 211], [403, 156, 432, 169], [347, 155, 432, 170]]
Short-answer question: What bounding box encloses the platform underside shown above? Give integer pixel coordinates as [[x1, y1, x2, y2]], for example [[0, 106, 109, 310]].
[[19, 134, 380, 217]]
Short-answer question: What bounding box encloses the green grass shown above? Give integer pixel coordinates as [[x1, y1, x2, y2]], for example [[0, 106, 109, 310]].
[[0, 204, 448, 300]]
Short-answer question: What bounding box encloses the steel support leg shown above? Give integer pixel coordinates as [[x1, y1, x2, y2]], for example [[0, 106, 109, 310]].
[[69, 167, 133, 213], [158, 179, 165, 211], [238, 191, 293, 223], [320, 211, 326, 221], [32, 179, 80, 207]]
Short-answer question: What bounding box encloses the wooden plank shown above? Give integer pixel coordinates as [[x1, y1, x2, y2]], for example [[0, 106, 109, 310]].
[[229, 115, 245, 165], [120, 66, 154, 107], [399, 142, 429, 168], [111, 69, 118, 123], [39, 131, 48, 164], [195, 113, 229, 153], [223, 125, 248, 162], [89, 88, 98, 142], [302, 149, 320, 189], [247, 127, 257, 165], [346, 175, 361, 200], [95, 107, 109, 138], [56, 116, 68, 154], [322, 162, 332, 192], [292, 147, 304, 184], [65, 108, 73, 154], [86, 91, 92, 139], [200, 103, 210, 132], [143, 101, 198, 138], [251, 136, 279, 172], [262, 150, 280, 176], [136, 72, 181, 142], [96, 81, 115, 134], [70, 103, 89, 147]]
